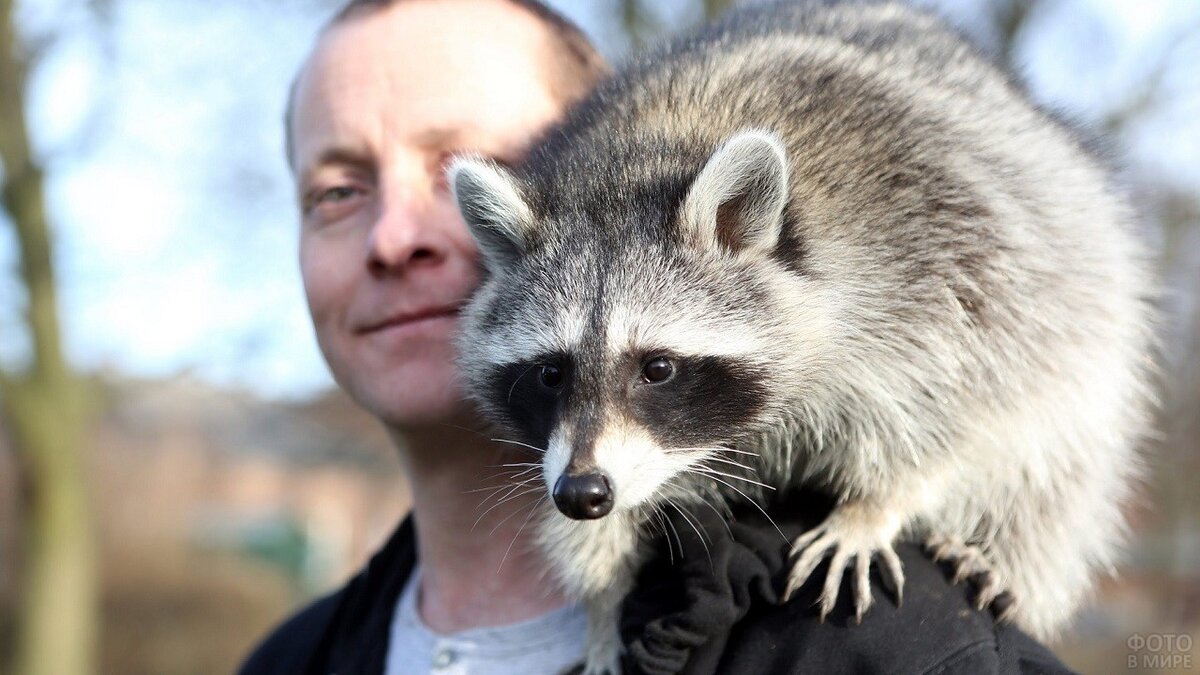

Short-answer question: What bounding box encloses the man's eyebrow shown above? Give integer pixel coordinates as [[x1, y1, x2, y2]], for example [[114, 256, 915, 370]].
[[299, 146, 374, 185]]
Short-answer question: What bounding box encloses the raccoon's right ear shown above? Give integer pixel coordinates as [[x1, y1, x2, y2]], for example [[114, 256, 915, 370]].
[[681, 131, 789, 256], [448, 157, 535, 272]]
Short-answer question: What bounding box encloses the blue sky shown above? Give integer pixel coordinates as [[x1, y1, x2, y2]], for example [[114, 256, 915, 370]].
[[1, 0, 1197, 400]]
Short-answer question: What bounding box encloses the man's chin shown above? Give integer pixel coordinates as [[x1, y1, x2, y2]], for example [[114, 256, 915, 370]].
[[358, 380, 478, 434], [379, 401, 475, 433], [332, 355, 467, 426]]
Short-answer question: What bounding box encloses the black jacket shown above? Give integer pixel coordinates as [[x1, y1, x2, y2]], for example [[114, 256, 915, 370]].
[[238, 494, 1075, 674]]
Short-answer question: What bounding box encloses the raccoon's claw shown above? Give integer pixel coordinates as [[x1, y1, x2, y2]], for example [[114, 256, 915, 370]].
[[876, 544, 905, 608], [924, 534, 1014, 618], [784, 503, 904, 623]]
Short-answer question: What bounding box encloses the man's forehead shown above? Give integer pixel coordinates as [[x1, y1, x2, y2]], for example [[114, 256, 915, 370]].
[[297, 1, 556, 100], [289, 0, 558, 174]]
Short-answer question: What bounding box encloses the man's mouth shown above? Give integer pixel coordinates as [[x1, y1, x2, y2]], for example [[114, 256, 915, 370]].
[[357, 306, 461, 334]]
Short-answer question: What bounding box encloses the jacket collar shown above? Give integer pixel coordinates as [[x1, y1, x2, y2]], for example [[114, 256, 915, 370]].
[[322, 516, 417, 674], [317, 495, 828, 675]]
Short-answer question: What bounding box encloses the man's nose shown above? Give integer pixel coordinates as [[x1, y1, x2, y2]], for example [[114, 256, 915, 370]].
[[365, 196, 442, 273]]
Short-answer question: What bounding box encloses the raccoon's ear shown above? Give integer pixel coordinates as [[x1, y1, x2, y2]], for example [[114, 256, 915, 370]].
[[681, 131, 789, 255], [448, 157, 535, 272]]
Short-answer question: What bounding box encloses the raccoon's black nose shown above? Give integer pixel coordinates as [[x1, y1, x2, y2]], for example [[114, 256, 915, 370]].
[[552, 472, 614, 520]]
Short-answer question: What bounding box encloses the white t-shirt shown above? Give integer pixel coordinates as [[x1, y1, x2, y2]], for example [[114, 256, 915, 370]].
[[384, 565, 588, 675]]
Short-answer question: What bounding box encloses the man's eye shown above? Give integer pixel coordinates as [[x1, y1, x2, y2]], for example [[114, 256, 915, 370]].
[[303, 185, 363, 216], [321, 186, 352, 199], [317, 186, 358, 204]]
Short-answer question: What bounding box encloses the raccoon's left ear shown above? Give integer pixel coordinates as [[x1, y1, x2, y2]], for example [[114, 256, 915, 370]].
[[681, 131, 789, 255], [448, 157, 535, 272]]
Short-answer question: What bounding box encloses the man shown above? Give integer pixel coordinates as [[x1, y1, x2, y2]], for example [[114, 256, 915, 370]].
[[241, 1, 1075, 672], [246, 1, 608, 673]]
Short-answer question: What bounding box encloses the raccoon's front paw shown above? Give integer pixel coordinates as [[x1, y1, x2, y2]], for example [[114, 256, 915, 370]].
[[784, 502, 904, 623], [924, 533, 1017, 621]]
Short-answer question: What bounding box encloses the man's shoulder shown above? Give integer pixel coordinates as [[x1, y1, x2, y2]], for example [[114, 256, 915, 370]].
[[236, 516, 417, 675], [717, 542, 1077, 674], [237, 590, 345, 675], [620, 496, 1077, 675]]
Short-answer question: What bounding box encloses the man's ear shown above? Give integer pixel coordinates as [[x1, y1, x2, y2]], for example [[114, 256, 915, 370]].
[[448, 157, 535, 272], [680, 130, 789, 255]]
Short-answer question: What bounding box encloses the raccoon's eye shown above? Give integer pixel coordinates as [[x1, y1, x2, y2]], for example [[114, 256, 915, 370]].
[[641, 357, 674, 383], [539, 364, 564, 389]]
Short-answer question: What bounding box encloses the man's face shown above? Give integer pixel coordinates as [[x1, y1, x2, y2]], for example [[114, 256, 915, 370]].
[[291, 0, 564, 429]]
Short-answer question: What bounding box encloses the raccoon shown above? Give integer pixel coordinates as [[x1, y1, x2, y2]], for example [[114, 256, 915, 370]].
[[449, 1, 1154, 672]]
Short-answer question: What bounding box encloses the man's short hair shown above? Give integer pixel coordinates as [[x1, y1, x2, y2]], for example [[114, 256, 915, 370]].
[[285, 0, 610, 168]]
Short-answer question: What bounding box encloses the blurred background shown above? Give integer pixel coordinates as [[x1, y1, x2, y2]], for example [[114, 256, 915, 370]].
[[0, 0, 1197, 673]]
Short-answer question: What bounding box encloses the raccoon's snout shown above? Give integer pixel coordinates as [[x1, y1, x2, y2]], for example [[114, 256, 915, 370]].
[[552, 472, 614, 520]]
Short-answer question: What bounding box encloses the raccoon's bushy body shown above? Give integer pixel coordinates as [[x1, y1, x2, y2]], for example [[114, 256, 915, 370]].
[[452, 1, 1153, 670]]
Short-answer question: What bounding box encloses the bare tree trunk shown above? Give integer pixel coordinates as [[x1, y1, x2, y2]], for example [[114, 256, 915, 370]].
[[702, 0, 733, 20], [0, 0, 97, 672], [992, 0, 1034, 66], [617, 0, 653, 49]]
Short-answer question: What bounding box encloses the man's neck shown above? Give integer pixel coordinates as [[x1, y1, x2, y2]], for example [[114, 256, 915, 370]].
[[392, 423, 571, 634]]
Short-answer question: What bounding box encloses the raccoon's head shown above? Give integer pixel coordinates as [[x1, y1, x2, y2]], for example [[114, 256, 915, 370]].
[[449, 131, 819, 521]]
